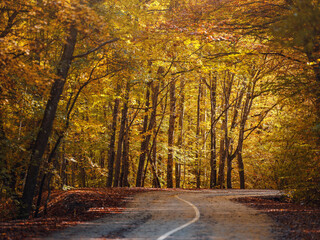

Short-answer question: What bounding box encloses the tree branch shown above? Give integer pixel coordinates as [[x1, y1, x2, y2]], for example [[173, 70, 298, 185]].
[[72, 38, 119, 59], [0, 10, 19, 38]]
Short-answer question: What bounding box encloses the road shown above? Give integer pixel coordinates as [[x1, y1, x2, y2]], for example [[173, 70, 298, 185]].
[[43, 189, 282, 240]]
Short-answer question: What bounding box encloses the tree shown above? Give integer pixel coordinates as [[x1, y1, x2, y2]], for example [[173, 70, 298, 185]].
[[136, 82, 151, 187], [167, 77, 176, 188], [20, 24, 78, 218], [2, 0, 320, 215], [114, 80, 130, 187], [19, 0, 119, 218], [106, 84, 121, 187], [209, 73, 217, 188], [272, 0, 320, 128], [176, 78, 185, 188]]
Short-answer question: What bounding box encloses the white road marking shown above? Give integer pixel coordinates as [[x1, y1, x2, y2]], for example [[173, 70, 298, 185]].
[[156, 195, 200, 240]]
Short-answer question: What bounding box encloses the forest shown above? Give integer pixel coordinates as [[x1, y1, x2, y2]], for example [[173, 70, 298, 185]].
[[0, 0, 319, 219]]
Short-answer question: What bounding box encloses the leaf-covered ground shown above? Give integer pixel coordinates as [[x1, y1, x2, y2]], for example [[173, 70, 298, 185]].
[[1, 188, 320, 239], [234, 196, 320, 240], [0, 188, 152, 240]]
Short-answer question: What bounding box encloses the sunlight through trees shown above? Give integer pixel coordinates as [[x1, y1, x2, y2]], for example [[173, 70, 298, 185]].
[[1, 0, 319, 218]]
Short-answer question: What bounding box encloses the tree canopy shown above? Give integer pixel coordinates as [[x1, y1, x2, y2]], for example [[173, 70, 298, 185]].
[[1, 0, 319, 218]]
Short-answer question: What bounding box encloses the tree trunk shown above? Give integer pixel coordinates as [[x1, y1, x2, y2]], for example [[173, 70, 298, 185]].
[[167, 79, 176, 188], [152, 132, 158, 188], [237, 143, 245, 189], [146, 77, 165, 189], [218, 137, 226, 188], [227, 76, 245, 189], [80, 166, 86, 187], [196, 81, 202, 188], [201, 80, 207, 187], [19, 25, 78, 219], [218, 71, 233, 189], [236, 76, 256, 189], [136, 82, 151, 187], [106, 85, 121, 187], [142, 79, 162, 187], [176, 78, 185, 188], [34, 172, 46, 218], [113, 81, 130, 187], [175, 163, 181, 188], [150, 80, 160, 187], [225, 73, 234, 189], [210, 74, 217, 188], [34, 132, 64, 217], [140, 73, 162, 187], [226, 145, 233, 189], [60, 142, 67, 187], [121, 118, 130, 187], [237, 119, 246, 190]]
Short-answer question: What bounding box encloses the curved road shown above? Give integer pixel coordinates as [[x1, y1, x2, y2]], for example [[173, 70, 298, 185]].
[[44, 189, 282, 240]]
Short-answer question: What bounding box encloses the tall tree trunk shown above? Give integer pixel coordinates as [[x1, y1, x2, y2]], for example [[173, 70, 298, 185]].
[[201, 80, 207, 187], [139, 70, 163, 187], [226, 143, 233, 189], [225, 73, 234, 189], [210, 74, 217, 188], [121, 119, 130, 187], [150, 79, 160, 187], [218, 71, 233, 189], [218, 136, 226, 188], [152, 132, 158, 188], [237, 142, 245, 189], [34, 133, 64, 217], [196, 81, 202, 188], [176, 78, 185, 188], [142, 79, 161, 187], [237, 124, 246, 190], [19, 25, 78, 219], [136, 82, 151, 187], [236, 80, 254, 189], [227, 77, 245, 189], [147, 77, 166, 189], [167, 78, 176, 188], [175, 163, 181, 188], [106, 85, 121, 187], [113, 81, 130, 187]]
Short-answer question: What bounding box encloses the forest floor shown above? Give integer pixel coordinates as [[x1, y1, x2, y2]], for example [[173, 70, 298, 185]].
[[0, 188, 319, 239], [234, 196, 320, 239]]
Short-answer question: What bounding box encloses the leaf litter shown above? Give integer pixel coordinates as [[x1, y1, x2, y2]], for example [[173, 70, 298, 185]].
[[1, 188, 320, 240]]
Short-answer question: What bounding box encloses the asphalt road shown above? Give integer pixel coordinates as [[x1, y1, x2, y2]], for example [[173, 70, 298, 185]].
[[43, 189, 282, 240]]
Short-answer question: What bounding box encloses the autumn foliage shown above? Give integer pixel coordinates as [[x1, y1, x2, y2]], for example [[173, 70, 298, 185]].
[[0, 0, 320, 220]]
